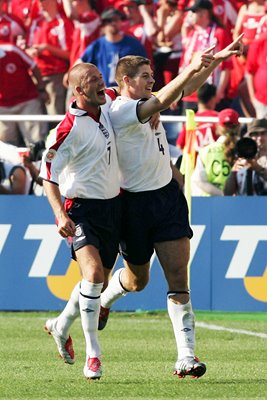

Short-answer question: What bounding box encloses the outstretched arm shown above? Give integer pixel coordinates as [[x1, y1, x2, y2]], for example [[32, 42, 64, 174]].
[[183, 34, 244, 97], [138, 47, 215, 121]]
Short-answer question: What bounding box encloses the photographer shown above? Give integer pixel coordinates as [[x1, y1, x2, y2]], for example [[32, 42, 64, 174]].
[[0, 140, 45, 195], [0, 140, 30, 195], [21, 140, 45, 195], [224, 119, 267, 196]]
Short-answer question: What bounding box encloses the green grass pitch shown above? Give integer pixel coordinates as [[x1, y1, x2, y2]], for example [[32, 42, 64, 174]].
[[0, 311, 267, 400]]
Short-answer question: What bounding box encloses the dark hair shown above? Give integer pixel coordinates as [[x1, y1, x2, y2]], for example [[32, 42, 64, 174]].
[[197, 83, 217, 104], [115, 55, 151, 87], [209, 9, 225, 28]]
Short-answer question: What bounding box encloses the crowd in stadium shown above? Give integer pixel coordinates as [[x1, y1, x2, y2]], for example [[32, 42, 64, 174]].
[[0, 0, 266, 195]]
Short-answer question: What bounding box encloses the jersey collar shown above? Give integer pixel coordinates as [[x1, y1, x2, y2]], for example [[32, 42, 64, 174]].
[[69, 99, 101, 121]]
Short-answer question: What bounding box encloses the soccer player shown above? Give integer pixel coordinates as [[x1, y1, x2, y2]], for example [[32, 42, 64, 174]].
[[39, 63, 121, 380], [99, 37, 244, 379]]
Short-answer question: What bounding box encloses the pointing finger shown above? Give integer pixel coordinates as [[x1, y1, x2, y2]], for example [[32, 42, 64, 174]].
[[234, 33, 244, 43], [203, 45, 216, 54]]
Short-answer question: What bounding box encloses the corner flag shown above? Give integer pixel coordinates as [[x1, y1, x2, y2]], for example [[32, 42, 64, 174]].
[[180, 109, 197, 222]]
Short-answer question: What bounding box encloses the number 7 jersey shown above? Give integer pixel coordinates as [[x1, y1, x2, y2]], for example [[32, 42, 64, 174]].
[[108, 96, 172, 192], [40, 96, 120, 199]]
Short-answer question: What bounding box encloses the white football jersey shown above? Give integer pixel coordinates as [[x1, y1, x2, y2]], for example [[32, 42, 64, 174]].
[[109, 96, 172, 192], [40, 96, 120, 199]]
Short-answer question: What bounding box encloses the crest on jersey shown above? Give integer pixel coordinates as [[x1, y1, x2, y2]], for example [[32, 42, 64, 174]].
[[6, 63, 16, 74], [45, 149, 56, 162], [75, 225, 82, 237], [0, 26, 10, 37]]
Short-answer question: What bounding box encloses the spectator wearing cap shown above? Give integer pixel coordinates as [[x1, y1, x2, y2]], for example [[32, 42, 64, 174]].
[[246, 31, 267, 119], [191, 108, 241, 196], [182, 0, 239, 32], [179, 0, 233, 113], [117, 0, 158, 63], [78, 6, 147, 86], [224, 118, 267, 195]]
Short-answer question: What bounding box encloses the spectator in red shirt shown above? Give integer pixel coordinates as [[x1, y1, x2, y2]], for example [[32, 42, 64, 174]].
[[246, 31, 267, 119], [117, 0, 158, 63], [177, 82, 219, 153], [255, 0, 267, 38], [153, 0, 184, 91], [0, 42, 48, 146], [233, 0, 265, 48], [26, 0, 74, 117], [212, 0, 238, 33], [229, 0, 265, 117], [62, 0, 100, 106], [0, 0, 26, 43], [5, 0, 40, 27], [182, 0, 239, 34], [6, 0, 67, 27], [179, 0, 233, 113], [63, 0, 100, 69]]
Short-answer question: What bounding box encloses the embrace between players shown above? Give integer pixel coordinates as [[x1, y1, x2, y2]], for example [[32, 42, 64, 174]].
[[40, 34, 244, 380]]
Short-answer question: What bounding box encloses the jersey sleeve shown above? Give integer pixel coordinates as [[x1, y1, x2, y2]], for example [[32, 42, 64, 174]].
[[109, 97, 140, 131], [39, 115, 75, 184]]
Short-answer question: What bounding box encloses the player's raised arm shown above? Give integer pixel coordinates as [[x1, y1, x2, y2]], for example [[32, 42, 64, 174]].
[[183, 34, 244, 97], [138, 46, 215, 121]]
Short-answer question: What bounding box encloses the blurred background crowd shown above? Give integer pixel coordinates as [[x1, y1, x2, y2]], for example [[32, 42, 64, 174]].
[[0, 0, 266, 196]]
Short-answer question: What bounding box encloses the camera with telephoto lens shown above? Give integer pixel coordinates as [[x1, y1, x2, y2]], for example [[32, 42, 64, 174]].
[[235, 137, 258, 160], [29, 140, 46, 161]]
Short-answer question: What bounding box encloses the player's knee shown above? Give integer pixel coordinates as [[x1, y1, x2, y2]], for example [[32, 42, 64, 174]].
[[127, 276, 149, 292]]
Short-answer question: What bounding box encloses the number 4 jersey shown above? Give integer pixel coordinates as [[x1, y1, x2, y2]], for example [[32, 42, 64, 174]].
[[108, 95, 172, 192]]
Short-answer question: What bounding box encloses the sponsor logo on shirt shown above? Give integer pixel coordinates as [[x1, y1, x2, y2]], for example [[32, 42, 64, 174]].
[[99, 122, 109, 139]]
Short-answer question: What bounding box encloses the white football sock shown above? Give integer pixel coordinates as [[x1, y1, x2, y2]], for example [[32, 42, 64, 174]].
[[167, 297, 195, 360], [55, 281, 80, 338], [79, 279, 103, 358], [101, 268, 128, 309]]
